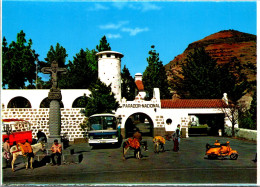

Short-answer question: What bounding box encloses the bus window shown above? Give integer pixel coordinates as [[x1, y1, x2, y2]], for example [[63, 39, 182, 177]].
[[91, 124, 102, 130]]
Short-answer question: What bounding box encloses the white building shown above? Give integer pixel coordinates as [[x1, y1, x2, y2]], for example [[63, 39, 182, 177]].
[[1, 50, 235, 141]]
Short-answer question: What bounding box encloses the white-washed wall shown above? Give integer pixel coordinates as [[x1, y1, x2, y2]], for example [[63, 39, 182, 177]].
[[224, 126, 257, 141], [2, 108, 86, 142]]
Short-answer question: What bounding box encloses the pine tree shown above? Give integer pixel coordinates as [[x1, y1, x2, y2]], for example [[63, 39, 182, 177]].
[[2, 31, 38, 88], [176, 47, 236, 99], [44, 43, 68, 67], [38, 43, 68, 89], [84, 79, 119, 117], [143, 45, 171, 100], [121, 65, 137, 100], [59, 48, 98, 89], [96, 36, 111, 52]]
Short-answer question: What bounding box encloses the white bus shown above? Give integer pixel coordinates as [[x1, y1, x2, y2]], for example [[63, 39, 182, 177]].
[[87, 113, 121, 145]]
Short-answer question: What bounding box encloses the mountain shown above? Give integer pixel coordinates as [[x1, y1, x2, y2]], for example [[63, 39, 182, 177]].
[[165, 30, 256, 106]]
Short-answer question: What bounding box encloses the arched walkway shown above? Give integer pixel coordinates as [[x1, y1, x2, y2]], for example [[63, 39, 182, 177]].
[[72, 95, 88, 108], [124, 112, 154, 138], [7, 96, 32, 108], [39, 97, 64, 108]]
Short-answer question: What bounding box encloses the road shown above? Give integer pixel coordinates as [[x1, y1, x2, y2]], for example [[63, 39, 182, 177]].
[[2, 136, 257, 185]]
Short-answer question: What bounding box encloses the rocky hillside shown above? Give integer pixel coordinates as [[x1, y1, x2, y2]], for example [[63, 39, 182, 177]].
[[165, 30, 256, 105]]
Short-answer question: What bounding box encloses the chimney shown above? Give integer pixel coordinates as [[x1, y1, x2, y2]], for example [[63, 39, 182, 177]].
[[135, 73, 142, 81]]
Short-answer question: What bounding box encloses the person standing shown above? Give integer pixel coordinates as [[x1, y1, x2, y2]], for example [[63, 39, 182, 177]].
[[173, 124, 181, 152], [51, 139, 62, 166], [23, 140, 34, 165], [3, 138, 11, 166], [133, 128, 148, 151]]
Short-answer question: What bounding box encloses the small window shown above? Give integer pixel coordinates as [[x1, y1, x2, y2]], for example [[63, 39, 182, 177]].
[[107, 54, 111, 58], [166, 118, 172, 124]]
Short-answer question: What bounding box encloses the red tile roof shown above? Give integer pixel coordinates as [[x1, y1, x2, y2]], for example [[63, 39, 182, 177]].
[[161, 99, 228, 108], [135, 80, 144, 91]]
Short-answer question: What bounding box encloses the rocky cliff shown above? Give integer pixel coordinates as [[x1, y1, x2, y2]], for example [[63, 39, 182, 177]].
[[165, 30, 256, 106]]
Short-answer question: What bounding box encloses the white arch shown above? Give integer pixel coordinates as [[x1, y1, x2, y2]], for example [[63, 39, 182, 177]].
[[1, 89, 91, 109], [118, 109, 157, 129], [7, 96, 32, 108], [61, 89, 91, 108]]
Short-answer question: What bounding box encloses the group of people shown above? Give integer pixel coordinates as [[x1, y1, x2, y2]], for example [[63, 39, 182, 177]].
[[2, 130, 63, 167], [3, 138, 34, 167], [130, 121, 181, 152]]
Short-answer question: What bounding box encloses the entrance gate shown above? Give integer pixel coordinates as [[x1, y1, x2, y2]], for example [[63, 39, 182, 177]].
[[124, 112, 154, 138]]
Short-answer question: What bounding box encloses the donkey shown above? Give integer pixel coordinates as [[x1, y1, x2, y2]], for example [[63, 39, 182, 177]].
[[153, 136, 165, 153], [10, 142, 46, 172], [123, 138, 147, 160]]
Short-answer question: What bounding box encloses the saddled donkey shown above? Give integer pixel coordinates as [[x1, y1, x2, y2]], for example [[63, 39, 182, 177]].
[[123, 138, 148, 160], [153, 136, 165, 153], [10, 142, 46, 172]]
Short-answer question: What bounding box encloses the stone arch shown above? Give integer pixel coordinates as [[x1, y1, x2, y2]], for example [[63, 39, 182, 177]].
[[124, 112, 154, 138], [7, 96, 32, 108], [72, 95, 88, 108], [39, 97, 64, 108]]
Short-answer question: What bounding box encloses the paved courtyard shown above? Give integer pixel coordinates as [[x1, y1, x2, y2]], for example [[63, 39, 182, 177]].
[[2, 136, 257, 185]]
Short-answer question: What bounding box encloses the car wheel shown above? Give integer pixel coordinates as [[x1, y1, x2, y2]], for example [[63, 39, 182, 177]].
[[230, 153, 238, 160]]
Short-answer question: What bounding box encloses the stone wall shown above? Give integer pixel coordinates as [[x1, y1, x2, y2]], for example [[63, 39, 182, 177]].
[[154, 127, 165, 136], [155, 115, 164, 128], [224, 126, 257, 141], [2, 108, 86, 142]]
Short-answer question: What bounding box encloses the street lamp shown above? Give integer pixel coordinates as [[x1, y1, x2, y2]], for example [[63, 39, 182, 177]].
[[35, 57, 39, 89]]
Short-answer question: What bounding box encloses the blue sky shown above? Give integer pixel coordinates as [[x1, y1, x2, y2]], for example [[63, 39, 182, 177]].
[[2, 1, 257, 81]]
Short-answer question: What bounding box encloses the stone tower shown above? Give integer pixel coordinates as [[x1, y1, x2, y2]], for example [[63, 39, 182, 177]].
[[96, 51, 124, 101]]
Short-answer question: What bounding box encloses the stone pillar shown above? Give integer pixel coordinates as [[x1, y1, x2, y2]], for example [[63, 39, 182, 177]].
[[41, 61, 68, 149], [47, 89, 63, 148]]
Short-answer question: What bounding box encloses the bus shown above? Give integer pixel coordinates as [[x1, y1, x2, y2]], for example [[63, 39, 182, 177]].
[[2, 119, 32, 146], [87, 113, 121, 145]]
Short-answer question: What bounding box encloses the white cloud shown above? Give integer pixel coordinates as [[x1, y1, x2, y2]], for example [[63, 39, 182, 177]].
[[122, 27, 149, 36], [141, 2, 161, 12], [112, 2, 161, 12], [106, 33, 122, 39], [88, 3, 109, 11], [99, 21, 129, 30], [112, 2, 128, 10]]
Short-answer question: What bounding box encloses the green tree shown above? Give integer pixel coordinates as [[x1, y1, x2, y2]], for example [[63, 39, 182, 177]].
[[2, 31, 39, 88], [176, 47, 249, 136], [83, 79, 119, 117], [44, 43, 68, 67], [249, 91, 257, 127], [121, 65, 137, 100], [59, 48, 98, 89], [175, 47, 240, 99], [238, 91, 256, 130], [38, 43, 68, 88], [96, 35, 111, 52], [35, 75, 51, 89], [142, 45, 171, 100]]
